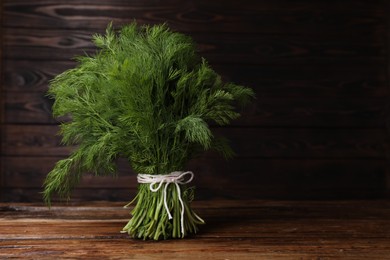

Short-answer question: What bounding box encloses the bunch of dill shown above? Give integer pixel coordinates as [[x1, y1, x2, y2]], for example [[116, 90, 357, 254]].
[[43, 22, 254, 240]]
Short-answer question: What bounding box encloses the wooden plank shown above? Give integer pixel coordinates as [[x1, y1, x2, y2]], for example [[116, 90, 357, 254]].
[[239, 97, 388, 127], [3, 200, 390, 219], [1, 157, 385, 201], [1, 237, 389, 259], [2, 156, 136, 189], [1, 184, 385, 203], [4, 238, 390, 259], [3, 92, 388, 127], [0, 4, 4, 200], [1, 218, 390, 240], [2, 124, 67, 156], [3, 0, 386, 12], [2, 124, 388, 158], [216, 128, 388, 158], [3, 60, 74, 92], [3, 29, 386, 65], [212, 64, 388, 98], [3, 0, 386, 36], [4, 60, 388, 98], [3, 92, 55, 124], [192, 157, 386, 199], [0, 200, 390, 259]]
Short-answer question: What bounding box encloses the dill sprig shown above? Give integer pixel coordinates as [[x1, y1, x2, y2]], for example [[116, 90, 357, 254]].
[[43, 22, 254, 239]]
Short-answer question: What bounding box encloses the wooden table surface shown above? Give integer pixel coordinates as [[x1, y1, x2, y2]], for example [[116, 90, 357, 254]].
[[1, 200, 390, 259]]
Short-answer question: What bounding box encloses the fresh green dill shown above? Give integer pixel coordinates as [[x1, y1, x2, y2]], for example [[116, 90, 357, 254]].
[[43, 22, 254, 240]]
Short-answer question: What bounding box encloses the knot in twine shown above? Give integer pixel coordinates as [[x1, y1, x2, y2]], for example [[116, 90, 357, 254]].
[[137, 171, 194, 236]]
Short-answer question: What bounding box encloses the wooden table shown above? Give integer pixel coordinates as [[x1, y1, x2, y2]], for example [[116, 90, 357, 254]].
[[1, 200, 390, 259]]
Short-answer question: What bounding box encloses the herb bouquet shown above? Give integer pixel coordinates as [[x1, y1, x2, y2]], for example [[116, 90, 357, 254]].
[[43, 22, 254, 240]]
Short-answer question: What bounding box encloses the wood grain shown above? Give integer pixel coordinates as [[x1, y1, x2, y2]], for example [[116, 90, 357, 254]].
[[1, 156, 385, 201], [1, 200, 390, 259], [1, 0, 390, 201], [3, 28, 386, 65], [3, 0, 386, 35], [2, 124, 388, 158], [212, 64, 388, 98], [3, 92, 388, 127], [4, 60, 388, 98]]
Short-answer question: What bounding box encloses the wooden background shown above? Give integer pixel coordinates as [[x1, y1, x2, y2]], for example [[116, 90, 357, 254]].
[[1, 0, 389, 202]]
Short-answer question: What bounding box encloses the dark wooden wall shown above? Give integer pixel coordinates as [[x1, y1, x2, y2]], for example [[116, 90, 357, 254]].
[[1, 0, 389, 202]]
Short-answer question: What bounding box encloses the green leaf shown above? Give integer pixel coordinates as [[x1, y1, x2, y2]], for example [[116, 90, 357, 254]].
[[43, 21, 254, 204], [175, 115, 212, 149]]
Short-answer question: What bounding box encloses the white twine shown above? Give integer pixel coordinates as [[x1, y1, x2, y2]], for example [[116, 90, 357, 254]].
[[137, 171, 194, 236]]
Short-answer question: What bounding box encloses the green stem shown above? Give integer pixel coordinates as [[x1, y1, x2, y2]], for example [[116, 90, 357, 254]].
[[122, 183, 204, 240]]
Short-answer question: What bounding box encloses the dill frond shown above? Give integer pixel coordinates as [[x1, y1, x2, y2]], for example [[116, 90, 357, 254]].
[[43, 22, 254, 238]]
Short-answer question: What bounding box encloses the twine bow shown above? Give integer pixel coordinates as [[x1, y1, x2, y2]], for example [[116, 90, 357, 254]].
[[137, 171, 194, 236]]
